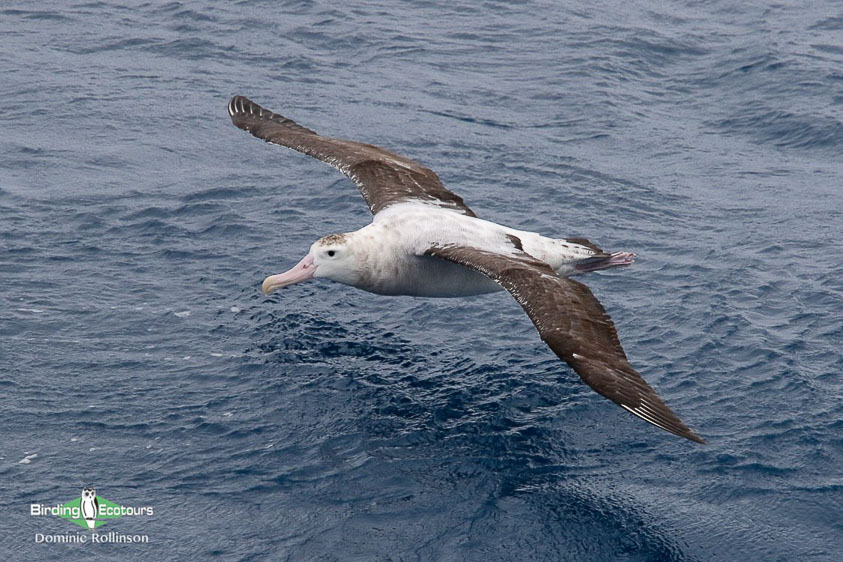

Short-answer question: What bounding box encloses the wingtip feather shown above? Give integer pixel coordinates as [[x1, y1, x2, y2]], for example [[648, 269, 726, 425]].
[[228, 95, 257, 119], [620, 404, 705, 444]]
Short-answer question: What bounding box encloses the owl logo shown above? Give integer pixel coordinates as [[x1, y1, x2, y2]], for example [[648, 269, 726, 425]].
[[80, 487, 99, 530]]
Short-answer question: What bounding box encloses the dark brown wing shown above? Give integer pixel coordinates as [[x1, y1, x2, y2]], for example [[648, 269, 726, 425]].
[[425, 245, 704, 443], [228, 96, 476, 217]]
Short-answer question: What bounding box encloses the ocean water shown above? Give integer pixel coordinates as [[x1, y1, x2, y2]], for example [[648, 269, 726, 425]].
[[1, 0, 841, 560]]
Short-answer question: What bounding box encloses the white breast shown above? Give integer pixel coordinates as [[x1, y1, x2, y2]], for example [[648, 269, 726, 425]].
[[342, 202, 593, 297], [345, 203, 519, 296], [362, 253, 503, 297]]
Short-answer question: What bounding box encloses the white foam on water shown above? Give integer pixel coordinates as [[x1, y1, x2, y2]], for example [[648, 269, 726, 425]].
[[19, 453, 38, 464]]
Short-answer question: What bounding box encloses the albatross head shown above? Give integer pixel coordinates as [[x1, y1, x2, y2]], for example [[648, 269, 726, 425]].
[[261, 233, 361, 294]]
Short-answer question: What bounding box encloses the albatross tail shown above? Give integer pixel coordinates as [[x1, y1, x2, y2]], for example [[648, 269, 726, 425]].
[[574, 251, 636, 273]]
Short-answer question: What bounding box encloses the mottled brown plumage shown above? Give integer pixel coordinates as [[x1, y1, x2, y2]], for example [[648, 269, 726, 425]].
[[425, 245, 704, 443], [228, 96, 475, 216]]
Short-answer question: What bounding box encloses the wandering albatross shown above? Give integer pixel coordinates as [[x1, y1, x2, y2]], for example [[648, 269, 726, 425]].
[[228, 95, 704, 444]]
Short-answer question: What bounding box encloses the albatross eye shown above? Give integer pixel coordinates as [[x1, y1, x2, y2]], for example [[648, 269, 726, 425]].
[[327, 250, 336, 257]]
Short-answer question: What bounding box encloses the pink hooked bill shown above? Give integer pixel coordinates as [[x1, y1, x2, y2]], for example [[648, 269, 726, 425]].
[[262, 253, 317, 294]]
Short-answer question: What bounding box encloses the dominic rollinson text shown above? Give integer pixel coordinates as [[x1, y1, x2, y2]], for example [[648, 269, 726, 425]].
[[36, 532, 149, 543]]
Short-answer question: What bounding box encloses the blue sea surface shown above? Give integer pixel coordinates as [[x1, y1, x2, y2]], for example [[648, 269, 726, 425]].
[[1, 1, 841, 560]]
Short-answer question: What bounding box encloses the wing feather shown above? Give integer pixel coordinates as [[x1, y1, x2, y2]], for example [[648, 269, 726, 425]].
[[228, 96, 476, 217], [425, 245, 704, 443]]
